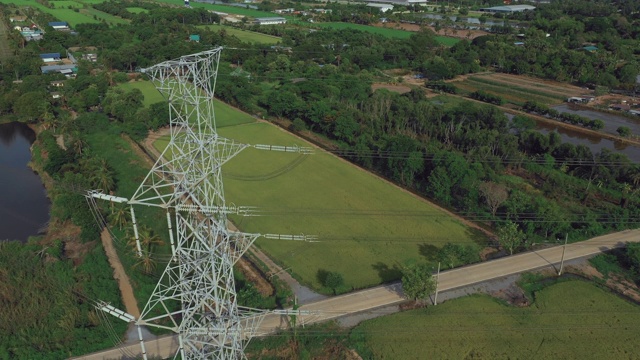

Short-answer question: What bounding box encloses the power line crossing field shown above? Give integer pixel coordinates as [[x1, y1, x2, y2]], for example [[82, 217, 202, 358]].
[[140, 85, 485, 290]]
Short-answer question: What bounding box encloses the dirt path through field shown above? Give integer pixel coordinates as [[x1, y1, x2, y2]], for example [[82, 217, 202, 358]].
[[100, 228, 141, 318]]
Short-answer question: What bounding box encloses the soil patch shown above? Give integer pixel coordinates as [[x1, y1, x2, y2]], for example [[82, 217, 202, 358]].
[[371, 83, 413, 94]]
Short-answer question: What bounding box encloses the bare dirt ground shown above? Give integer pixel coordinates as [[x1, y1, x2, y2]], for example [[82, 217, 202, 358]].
[[569, 262, 640, 303], [100, 229, 141, 318], [375, 21, 490, 40], [371, 83, 413, 94]]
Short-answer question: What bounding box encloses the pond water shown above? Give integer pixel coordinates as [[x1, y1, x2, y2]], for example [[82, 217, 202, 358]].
[[552, 104, 640, 135], [506, 112, 640, 163], [0, 122, 50, 242]]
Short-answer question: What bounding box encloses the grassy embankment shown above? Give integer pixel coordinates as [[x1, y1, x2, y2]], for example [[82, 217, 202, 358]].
[[351, 280, 640, 358], [126, 79, 483, 292], [126, 7, 148, 14], [152, 0, 282, 18], [197, 24, 281, 44]]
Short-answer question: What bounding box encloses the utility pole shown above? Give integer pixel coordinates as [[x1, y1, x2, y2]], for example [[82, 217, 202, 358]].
[[434, 262, 441, 305], [558, 234, 568, 275]]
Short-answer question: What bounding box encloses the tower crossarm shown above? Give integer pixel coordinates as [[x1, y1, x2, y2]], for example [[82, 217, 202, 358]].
[[175, 204, 257, 216], [253, 144, 314, 155], [262, 233, 319, 242]]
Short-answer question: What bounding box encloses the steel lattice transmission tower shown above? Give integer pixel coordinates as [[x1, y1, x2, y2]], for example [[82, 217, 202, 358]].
[[90, 47, 314, 359]]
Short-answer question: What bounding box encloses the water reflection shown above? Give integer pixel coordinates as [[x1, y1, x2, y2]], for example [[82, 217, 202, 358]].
[[0, 122, 50, 242]]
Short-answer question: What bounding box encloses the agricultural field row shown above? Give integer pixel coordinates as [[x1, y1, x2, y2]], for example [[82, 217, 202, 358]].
[[453, 76, 567, 106]]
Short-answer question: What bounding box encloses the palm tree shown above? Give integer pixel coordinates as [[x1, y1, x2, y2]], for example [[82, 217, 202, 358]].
[[138, 225, 164, 252], [133, 252, 156, 274], [85, 158, 115, 192], [109, 205, 130, 230]]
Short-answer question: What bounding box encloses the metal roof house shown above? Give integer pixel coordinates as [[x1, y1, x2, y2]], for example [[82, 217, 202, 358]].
[[367, 3, 394, 12], [254, 17, 287, 25], [41, 64, 77, 75], [48, 21, 69, 30], [40, 53, 61, 62]]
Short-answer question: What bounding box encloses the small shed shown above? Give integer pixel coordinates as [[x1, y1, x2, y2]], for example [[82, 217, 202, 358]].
[[254, 17, 287, 25], [189, 34, 200, 42], [582, 45, 598, 52]]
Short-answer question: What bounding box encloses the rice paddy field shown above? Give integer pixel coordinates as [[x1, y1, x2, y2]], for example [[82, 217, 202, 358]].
[[198, 24, 280, 44], [351, 280, 640, 359], [129, 78, 484, 290], [314, 22, 460, 46]]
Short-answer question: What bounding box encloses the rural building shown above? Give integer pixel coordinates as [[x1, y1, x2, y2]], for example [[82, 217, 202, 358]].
[[50, 80, 65, 88], [254, 17, 287, 25], [48, 21, 69, 31], [479, 5, 536, 13], [50, 92, 62, 99], [41, 65, 77, 75], [40, 53, 61, 63], [189, 34, 200, 42], [582, 45, 598, 52], [10, 16, 27, 22], [367, 3, 394, 12], [567, 96, 594, 103], [20, 29, 43, 41], [274, 8, 294, 14]]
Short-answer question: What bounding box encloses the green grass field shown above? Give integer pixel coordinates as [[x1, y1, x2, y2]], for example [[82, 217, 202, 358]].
[[118, 80, 256, 128], [126, 7, 149, 14], [198, 24, 280, 44], [314, 22, 459, 46], [149, 95, 482, 290], [0, 0, 127, 26], [352, 280, 640, 358], [152, 0, 281, 18], [51, 1, 83, 9]]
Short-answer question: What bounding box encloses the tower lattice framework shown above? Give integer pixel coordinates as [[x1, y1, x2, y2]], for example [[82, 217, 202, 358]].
[[131, 47, 266, 359]]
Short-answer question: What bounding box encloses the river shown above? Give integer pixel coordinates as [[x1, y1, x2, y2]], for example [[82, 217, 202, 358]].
[[0, 122, 50, 242]]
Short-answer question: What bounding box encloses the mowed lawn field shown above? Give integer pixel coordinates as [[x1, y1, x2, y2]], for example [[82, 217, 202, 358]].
[[352, 280, 640, 359], [144, 87, 482, 290], [198, 24, 280, 44]]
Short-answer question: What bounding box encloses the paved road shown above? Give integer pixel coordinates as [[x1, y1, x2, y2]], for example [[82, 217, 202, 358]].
[[71, 229, 639, 359]]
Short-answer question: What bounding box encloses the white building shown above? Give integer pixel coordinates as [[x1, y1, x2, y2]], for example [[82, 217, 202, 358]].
[[367, 3, 394, 12], [254, 17, 287, 25]]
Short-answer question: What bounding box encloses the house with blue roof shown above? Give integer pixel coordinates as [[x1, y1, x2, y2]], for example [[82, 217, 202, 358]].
[[40, 53, 61, 63], [48, 21, 69, 30]]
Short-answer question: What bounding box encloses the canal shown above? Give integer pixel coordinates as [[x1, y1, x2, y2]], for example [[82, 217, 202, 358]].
[[0, 122, 50, 242]]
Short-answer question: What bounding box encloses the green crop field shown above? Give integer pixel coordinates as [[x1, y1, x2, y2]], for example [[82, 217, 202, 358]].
[[80, 7, 129, 24], [455, 76, 566, 106], [198, 24, 280, 44], [150, 98, 482, 291], [126, 7, 149, 14], [314, 22, 459, 46], [352, 280, 640, 358]]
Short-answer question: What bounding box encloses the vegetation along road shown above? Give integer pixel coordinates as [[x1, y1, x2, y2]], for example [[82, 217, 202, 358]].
[[72, 229, 640, 360]]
